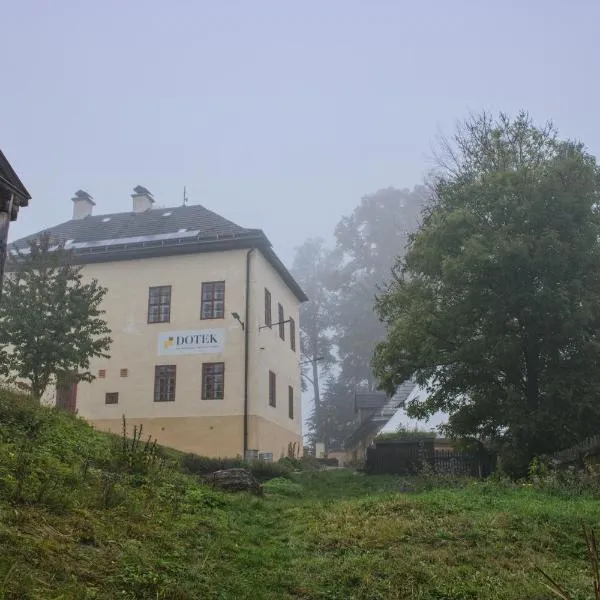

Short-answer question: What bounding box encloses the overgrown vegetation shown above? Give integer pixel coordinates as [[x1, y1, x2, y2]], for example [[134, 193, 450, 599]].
[[2, 387, 600, 599]]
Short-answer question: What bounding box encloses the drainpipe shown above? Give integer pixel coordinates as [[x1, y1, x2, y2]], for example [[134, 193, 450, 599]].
[[243, 248, 255, 457]]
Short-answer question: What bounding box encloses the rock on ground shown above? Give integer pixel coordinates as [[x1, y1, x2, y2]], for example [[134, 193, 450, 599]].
[[208, 468, 263, 495]]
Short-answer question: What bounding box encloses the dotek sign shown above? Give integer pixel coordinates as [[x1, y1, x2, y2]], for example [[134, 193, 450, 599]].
[[157, 329, 225, 356]]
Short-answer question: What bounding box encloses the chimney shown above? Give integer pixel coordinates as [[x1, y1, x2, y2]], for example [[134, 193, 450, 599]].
[[131, 185, 154, 213], [71, 189, 95, 219]]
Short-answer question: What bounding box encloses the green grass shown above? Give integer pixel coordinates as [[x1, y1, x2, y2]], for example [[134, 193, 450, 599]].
[[0, 389, 599, 599]]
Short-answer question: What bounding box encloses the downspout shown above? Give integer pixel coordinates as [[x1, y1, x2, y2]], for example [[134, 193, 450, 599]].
[[243, 248, 255, 457]]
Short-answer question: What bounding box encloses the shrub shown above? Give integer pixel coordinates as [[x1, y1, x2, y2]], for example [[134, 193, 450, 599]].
[[249, 460, 292, 482], [110, 416, 166, 477], [181, 454, 246, 475], [530, 458, 600, 497], [263, 477, 304, 497], [181, 452, 292, 482], [279, 455, 323, 472], [376, 428, 436, 442]]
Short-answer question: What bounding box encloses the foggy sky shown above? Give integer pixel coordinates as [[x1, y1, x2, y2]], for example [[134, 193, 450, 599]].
[[3, 1, 600, 264]]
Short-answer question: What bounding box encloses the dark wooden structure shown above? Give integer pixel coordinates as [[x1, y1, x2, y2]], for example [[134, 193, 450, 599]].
[[365, 438, 494, 477], [0, 150, 31, 294]]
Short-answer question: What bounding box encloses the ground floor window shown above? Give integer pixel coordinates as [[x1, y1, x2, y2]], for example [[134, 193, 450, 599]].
[[154, 365, 176, 402], [202, 362, 225, 400]]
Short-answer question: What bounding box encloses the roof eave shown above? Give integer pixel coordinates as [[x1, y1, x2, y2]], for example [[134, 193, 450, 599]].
[[7, 231, 309, 303], [0, 150, 31, 205]]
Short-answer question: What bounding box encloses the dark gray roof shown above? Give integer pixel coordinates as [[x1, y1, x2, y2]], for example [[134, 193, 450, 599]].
[[0, 149, 31, 219], [12, 204, 251, 248], [355, 391, 388, 411], [10, 203, 307, 302]]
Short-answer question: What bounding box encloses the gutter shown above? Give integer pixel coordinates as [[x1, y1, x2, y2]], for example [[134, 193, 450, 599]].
[[243, 248, 255, 457]]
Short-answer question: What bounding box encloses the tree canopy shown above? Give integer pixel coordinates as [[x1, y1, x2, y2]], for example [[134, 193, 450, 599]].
[[293, 187, 428, 446], [373, 112, 600, 475], [0, 234, 112, 401]]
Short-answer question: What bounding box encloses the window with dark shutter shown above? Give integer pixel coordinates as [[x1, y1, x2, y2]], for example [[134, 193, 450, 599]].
[[154, 365, 176, 402], [202, 363, 225, 400], [288, 386, 294, 419], [264, 288, 272, 327], [148, 286, 171, 323], [201, 282, 225, 319], [278, 303, 285, 340], [105, 392, 119, 405], [289, 317, 296, 351], [269, 371, 276, 407]]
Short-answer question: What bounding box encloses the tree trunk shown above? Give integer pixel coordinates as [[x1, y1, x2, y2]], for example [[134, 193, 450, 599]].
[[312, 356, 321, 412]]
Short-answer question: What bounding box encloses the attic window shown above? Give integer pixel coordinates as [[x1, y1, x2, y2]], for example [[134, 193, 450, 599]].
[[98, 369, 106, 378], [120, 368, 128, 378], [102, 217, 111, 222], [162, 212, 172, 217]]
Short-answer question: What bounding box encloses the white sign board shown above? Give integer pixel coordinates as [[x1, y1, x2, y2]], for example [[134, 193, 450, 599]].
[[157, 329, 225, 356]]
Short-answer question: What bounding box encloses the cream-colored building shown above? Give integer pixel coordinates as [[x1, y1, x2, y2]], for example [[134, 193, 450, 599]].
[[12, 186, 307, 458]]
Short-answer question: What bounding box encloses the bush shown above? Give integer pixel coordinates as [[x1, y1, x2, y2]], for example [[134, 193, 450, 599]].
[[279, 455, 322, 472], [249, 460, 292, 482], [181, 454, 246, 475], [376, 428, 436, 442], [529, 457, 600, 497], [181, 453, 291, 482]]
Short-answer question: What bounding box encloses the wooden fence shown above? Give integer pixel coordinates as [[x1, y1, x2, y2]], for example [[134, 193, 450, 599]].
[[365, 439, 494, 477]]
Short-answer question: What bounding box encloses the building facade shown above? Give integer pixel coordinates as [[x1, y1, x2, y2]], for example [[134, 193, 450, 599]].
[[11, 187, 306, 458]]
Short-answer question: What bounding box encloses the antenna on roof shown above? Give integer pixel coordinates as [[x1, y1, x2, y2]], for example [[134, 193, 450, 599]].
[[182, 186, 188, 206]]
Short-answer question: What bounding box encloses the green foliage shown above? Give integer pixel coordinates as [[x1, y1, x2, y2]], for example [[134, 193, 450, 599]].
[[307, 375, 357, 449], [374, 112, 600, 477], [181, 452, 292, 482], [529, 457, 600, 498], [113, 415, 166, 476], [262, 477, 304, 497], [376, 427, 437, 441], [246, 459, 292, 482], [537, 524, 600, 600], [180, 453, 246, 474], [5, 386, 600, 598], [0, 234, 112, 400]]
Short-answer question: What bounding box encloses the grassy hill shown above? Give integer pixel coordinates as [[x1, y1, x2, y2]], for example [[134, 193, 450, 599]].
[[1, 389, 599, 599]]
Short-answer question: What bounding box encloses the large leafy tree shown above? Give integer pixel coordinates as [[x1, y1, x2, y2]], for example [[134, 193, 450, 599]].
[[0, 234, 112, 401], [334, 186, 428, 388], [373, 112, 600, 476]]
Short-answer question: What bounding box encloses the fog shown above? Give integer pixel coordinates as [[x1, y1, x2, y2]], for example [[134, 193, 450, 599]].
[[3, 1, 600, 444], [3, 1, 600, 264]]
